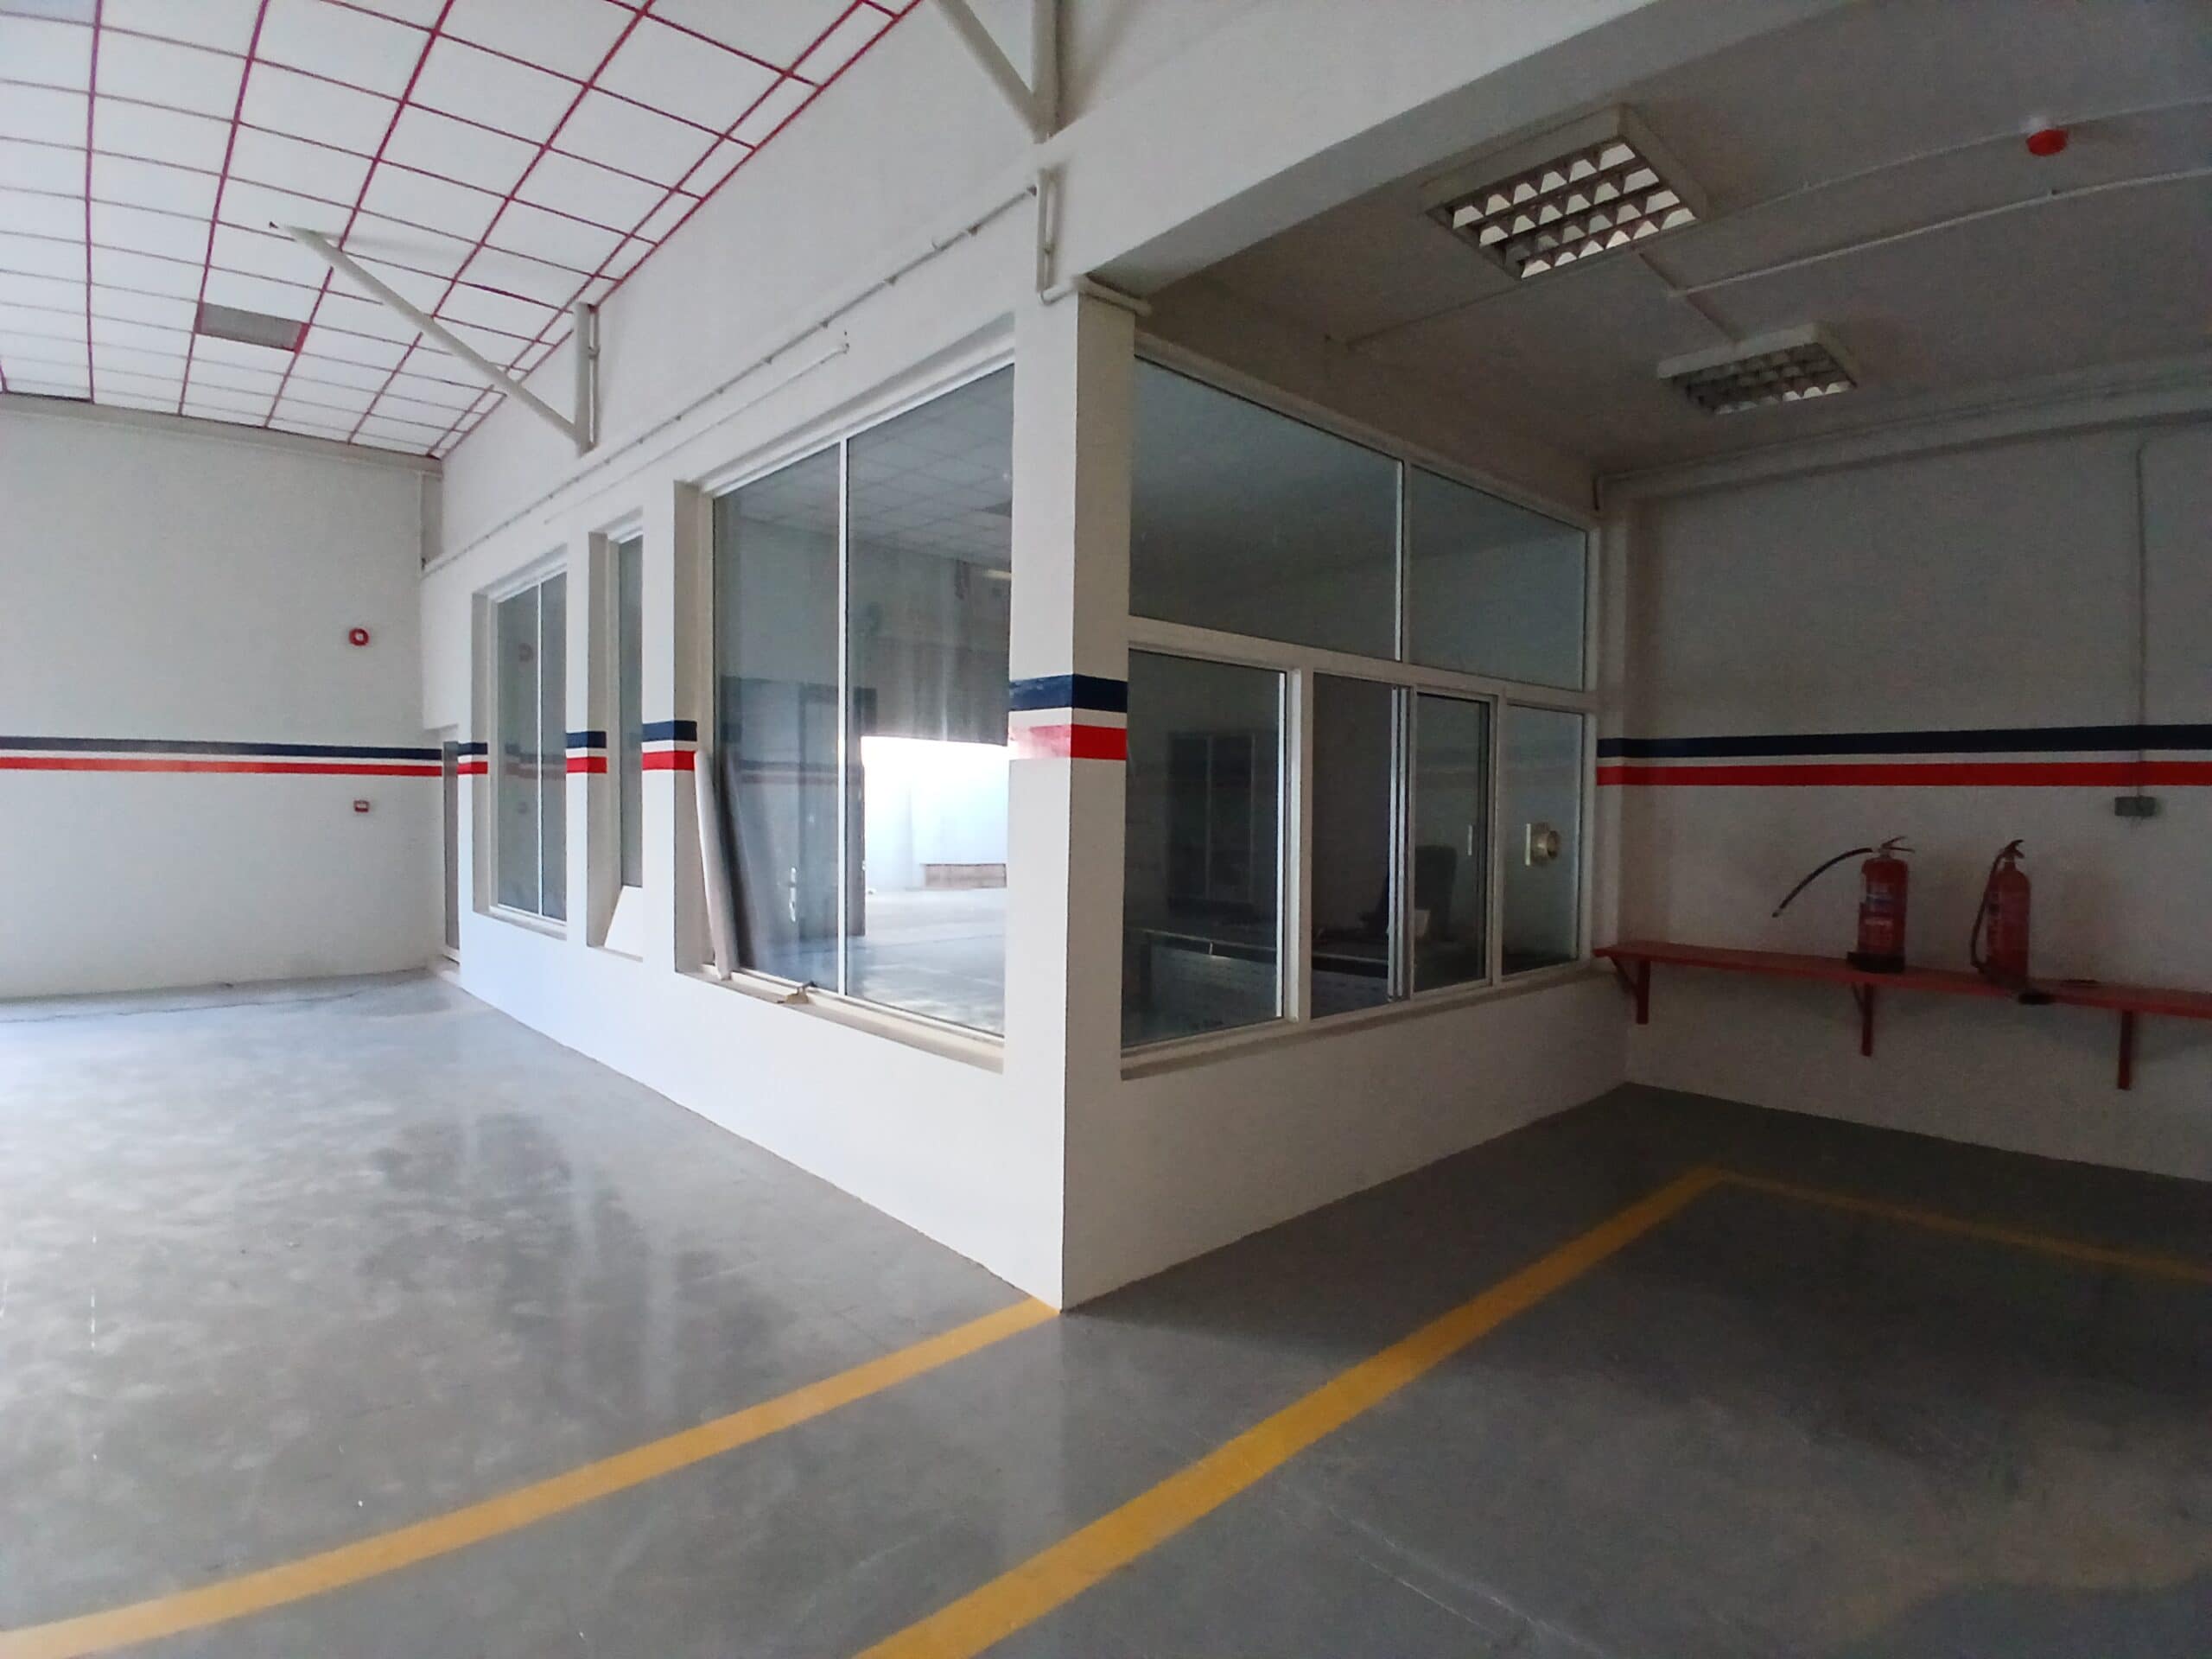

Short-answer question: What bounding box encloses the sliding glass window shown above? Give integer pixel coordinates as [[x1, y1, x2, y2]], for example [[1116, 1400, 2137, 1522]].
[[1500, 705, 1584, 974], [1409, 694, 1491, 992], [714, 450, 841, 988], [709, 367, 1013, 1033], [493, 569, 565, 922], [613, 534, 644, 891], [1122, 359, 1592, 1051], [1310, 677, 1394, 1015], [1122, 652, 1283, 1045]]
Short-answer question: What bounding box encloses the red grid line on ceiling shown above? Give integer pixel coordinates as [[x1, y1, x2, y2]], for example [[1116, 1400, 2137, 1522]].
[[174, 0, 272, 418], [343, 0, 658, 446], [263, 0, 460, 432], [427, 0, 906, 460], [0, 0, 917, 453]]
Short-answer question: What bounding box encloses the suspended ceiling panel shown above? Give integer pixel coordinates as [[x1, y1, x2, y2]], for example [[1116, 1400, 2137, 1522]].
[[1190, 0, 2212, 474], [0, 0, 917, 455]]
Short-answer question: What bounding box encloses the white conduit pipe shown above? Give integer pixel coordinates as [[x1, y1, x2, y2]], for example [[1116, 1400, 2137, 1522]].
[[1677, 164, 2212, 296], [427, 177, 1040, 575]]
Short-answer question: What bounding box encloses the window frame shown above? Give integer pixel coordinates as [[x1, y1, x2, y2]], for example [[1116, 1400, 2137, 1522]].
[[1123, 343, 1598, 1058], [606, 524, 646, 897], [485, 554, 570, 933], [702, 355, 1017, 1041]]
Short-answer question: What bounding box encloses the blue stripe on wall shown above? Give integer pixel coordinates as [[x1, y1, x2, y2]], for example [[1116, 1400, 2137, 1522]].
[[1009, 674, 1128, 714], [1598, 723, 2212, 760], [566, 729, 607, 748], [455, 741, 487, 757], [0, 734, 442, 760], [641, 719, 698, 743]]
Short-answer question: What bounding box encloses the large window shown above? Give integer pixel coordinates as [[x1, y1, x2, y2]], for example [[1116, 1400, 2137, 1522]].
[[1122, 362, 1592, 1050], [712, 368, 1013, 1033], [1130, 363, 1399, 658], [494, 569, 565, 922], [1407, 468, 1586, 690], [613, 534, 645, 891], [1122, 653, 1283, 1045]]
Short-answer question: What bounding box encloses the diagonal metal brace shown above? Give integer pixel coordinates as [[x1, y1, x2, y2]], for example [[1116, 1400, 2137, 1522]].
[[928, 0, 1056, 141], [282, 226, 596, 453]]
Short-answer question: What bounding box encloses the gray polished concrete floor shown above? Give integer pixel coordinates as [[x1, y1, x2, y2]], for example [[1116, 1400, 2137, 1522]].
[[2, 974, 2206, 1657]]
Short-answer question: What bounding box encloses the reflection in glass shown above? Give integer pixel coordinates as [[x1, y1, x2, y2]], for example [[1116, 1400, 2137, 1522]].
[[494, 575, 564, 920], [1131, 363, 1399, 658], [494, 586, 538, 912], [844, 369, 1014, 1033], [1309, 676, 1395, 1014], [1410, 693, 1491, 993], [1122, 652, 1283, 1046], [1407, 469, 1586, 690], [614, 535, 644, 890], [1502, 705, 1583, 973], [714, 450, 842, 988], [537, 574, 566, 921]]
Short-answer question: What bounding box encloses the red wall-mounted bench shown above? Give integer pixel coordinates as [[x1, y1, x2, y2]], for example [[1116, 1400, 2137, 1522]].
[[1596, 939, 2212, 1090]]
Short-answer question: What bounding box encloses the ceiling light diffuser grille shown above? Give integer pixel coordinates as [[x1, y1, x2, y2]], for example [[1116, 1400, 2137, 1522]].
[[1657, 326, 1860, 415], [1423, 109, 1706, 279]]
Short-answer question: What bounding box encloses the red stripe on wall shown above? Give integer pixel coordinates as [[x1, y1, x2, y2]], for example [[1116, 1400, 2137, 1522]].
[[1599, 760, 2212, 787], [1011, 724, 1129, 761], [567, 756, 607, 774], [641, 749, 697, 772], [0, 757, 440, 777], [457, 760, 488, 776]]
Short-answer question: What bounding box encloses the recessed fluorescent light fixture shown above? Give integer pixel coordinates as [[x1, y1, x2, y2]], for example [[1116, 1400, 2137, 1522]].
[[1658, 325, 1860, 415], [1423, 108, 1706, 280], [194, 301, 305, 353]]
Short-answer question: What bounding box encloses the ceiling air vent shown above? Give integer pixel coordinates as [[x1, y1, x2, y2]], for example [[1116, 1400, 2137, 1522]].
[[1423, 108, 1705, 280], [194, 302, 305, 353], [1658, 326, 1860, 415]]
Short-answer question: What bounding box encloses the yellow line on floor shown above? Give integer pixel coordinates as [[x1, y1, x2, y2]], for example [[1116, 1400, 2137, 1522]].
[[1717, 1171, 2212, 1286], [0, 1298, 1056, 1659], [851, 1166, 1726, 1659]]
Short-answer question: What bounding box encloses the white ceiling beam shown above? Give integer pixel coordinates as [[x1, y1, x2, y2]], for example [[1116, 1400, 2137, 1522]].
[[928, 0, 1053, 141], [281, 226, 593, 451]]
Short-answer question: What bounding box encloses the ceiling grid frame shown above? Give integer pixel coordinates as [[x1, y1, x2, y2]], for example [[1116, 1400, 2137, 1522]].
[[0, 0, 919, 453], [421, 0, 900, 460]]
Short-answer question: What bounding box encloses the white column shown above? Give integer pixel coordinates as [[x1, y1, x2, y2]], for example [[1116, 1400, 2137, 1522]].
[[563, 532, 595, 951], [1003, 290, 1136, 1300], [641, 479, 711, 975]]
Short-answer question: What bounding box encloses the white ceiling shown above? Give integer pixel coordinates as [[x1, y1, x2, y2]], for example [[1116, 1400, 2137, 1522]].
[[0, 0, 917, 455], [1187, 0, 2212, 474]]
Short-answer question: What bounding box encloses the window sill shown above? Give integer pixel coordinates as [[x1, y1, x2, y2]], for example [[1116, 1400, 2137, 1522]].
[[483, 905, 569, 941], [1120, 958, 1600, 1079], [684, 968, 1005, 1073]]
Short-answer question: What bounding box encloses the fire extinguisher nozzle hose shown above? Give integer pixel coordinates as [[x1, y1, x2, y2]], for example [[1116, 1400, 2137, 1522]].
[[1773, 846, 1875, 917]]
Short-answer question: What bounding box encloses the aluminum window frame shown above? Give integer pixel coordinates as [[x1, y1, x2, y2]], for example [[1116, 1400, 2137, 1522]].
[[1122, 346, 1598, 1058], [702, 354, 1017, 1039]]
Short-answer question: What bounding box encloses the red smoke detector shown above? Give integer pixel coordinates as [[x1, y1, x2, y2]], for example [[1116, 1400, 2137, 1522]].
[[2024, 126, 2068, 157], [348, 626, 372, 647]]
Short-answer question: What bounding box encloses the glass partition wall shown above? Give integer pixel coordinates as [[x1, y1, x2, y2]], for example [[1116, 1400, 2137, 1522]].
[[1122, 359, 1592, 1049], [711, 367, 1013, 1034]]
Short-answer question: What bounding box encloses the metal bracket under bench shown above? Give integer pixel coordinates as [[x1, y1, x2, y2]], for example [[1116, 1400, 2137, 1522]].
[[1597, 940, 2212, 1090]]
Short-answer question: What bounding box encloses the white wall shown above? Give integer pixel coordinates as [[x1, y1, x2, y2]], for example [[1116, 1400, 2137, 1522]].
[[0, 402, 435, 998], [1613, 414, 2212, 1178], [1067, 976, 1624, 1303]]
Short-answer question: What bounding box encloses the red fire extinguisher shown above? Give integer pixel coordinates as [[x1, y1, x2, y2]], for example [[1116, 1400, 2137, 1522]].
[[1971, 839, 2033, 986], [1772, 838, 1911, 973]]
